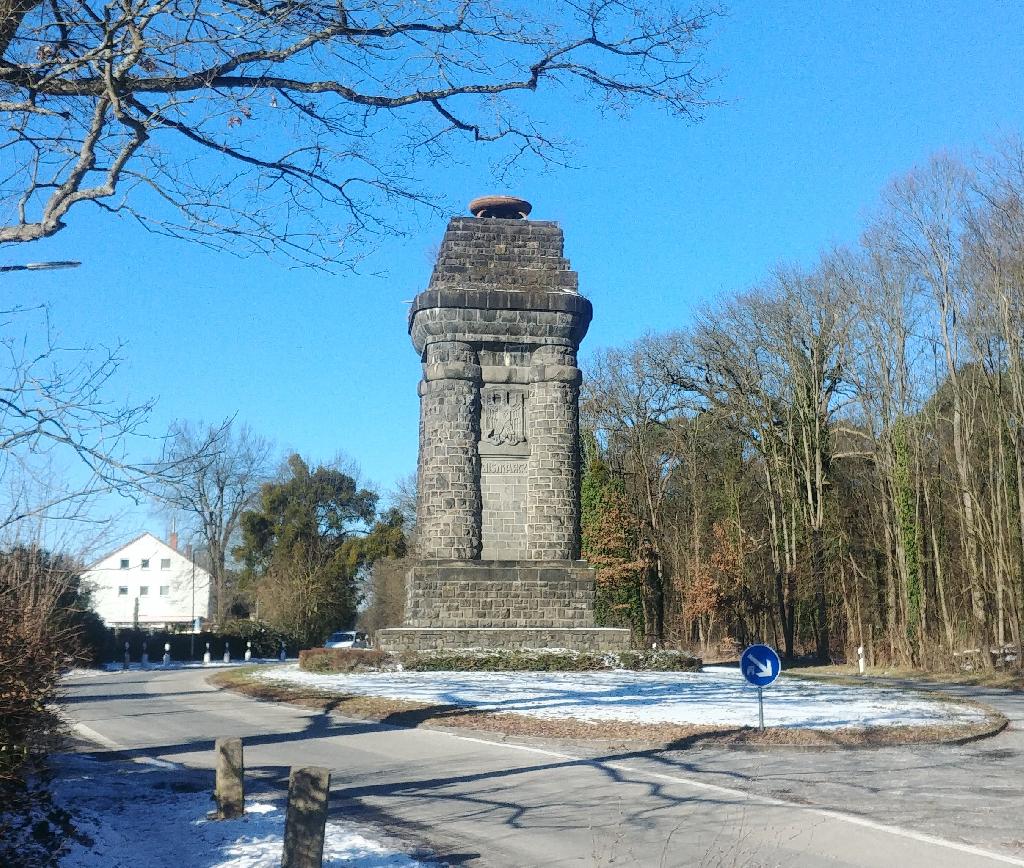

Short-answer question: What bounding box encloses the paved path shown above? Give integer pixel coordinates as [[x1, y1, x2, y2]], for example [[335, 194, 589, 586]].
[[59, 667, 1024, 867]]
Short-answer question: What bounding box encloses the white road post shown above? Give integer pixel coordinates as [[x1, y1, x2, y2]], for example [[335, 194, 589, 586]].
[[163, 642, 171, 666], [858, 645, 866, 675], [244, 640, 252, 662], [203, 642, 212, 665]]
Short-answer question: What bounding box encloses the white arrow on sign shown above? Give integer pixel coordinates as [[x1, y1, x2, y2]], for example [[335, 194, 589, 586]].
[[746, 656, 773, 678]]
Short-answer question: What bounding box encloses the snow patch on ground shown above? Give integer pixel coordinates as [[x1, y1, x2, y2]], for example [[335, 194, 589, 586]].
[[54, 754, 428, 867], [254, 664, 987, 729]]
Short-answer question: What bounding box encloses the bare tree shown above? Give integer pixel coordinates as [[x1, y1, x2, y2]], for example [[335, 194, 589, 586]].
[[0, 302, 159, 534], [957, 140, 1024, 659], [387, 471, 417, 543], [1, 0, 721, 267], [358, 472, 414, 632], [584, 337, 684, 644], [875, 156, 994, 647], [358, 554, 407, 634], [154, 418, 272, 622], [841, 234, 932, 664], [575, 140, 1024, 669], [664, 295, 802, 655]]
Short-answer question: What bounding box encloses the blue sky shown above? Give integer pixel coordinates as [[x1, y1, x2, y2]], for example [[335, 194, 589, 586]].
[[7, 0, 1024, 544]]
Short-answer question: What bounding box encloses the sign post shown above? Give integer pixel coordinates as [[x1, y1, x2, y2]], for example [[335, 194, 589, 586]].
[[739, 644, 781, 730]]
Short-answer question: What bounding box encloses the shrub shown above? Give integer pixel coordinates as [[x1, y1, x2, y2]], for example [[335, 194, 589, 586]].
[[615, 650, 702, 672], [299, 648, 390, 673], [0, 548, 76, 785], [0, 547, 80, 866]]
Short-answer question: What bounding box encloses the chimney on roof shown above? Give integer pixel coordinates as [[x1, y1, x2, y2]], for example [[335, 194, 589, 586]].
[[169, 531, 179, 552]]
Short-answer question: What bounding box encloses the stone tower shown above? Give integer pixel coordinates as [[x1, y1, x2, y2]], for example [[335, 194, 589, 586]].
[[375, 196, 630, 652]]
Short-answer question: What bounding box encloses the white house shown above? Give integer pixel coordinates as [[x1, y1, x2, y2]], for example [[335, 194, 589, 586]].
[[82, 532, 212, 629]]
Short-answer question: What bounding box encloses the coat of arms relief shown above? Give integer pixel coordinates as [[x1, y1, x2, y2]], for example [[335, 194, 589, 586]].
[[482, 388, 526, 447]]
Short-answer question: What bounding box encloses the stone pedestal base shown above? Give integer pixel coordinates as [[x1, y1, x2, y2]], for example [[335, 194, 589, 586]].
[[374, 627, 631, 653], [404, 560, 600, 628], [374, 559, 632, 653]]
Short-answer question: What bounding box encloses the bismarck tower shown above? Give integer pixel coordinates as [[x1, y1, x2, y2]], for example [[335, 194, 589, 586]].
[[375, 196, 631, 653]]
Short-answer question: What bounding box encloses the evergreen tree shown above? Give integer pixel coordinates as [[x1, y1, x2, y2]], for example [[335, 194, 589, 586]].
[[234, 455, 405, 646], [580, 433, 646, 639]]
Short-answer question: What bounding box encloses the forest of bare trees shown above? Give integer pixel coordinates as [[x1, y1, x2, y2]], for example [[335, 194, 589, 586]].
[[582, 141, 1024, 669]]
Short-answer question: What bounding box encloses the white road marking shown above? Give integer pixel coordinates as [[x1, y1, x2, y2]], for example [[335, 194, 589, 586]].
[[443, 731, 1024, 866], [71, 721, 123, 751], [70, 721, 181, 770]]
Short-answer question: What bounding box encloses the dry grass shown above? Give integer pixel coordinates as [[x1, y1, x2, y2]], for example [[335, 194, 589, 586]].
[[210, 668, 1007, 749], [784, 664, 1024, 692]]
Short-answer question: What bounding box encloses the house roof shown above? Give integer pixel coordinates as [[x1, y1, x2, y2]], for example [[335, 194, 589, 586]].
[[85, 531, 211, 576]]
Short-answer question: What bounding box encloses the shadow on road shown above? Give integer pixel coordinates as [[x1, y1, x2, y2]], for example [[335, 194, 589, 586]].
[[59, 667, 1024, 865]]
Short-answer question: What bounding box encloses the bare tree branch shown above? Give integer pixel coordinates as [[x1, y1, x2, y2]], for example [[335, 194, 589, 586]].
[[1, 0, 722, 267]]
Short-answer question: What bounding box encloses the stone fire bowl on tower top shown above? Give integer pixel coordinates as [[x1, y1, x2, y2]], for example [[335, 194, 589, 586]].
[[468, 195, 532, 219]]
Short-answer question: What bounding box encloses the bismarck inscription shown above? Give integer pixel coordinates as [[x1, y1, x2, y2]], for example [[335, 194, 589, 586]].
[[482, 459, 527, 475], [482, 388, 526, 446]]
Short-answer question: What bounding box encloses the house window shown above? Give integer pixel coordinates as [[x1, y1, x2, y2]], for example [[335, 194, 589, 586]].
[[139, 586, 149, 596], [159, 585, 169, 596], [118, 586, 128, 596], [119, 559, 129, 569], [160, 558, 171, 570], [141, 559, 150, 569]]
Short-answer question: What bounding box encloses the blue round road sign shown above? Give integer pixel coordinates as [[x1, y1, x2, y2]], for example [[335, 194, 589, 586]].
[[740, 644, 781, 688]]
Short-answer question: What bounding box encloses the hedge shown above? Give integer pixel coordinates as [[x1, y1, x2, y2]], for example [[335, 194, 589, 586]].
[[90, 621, 300, 664], [399, 648, 703, 672], [296, 646, 702, 673]]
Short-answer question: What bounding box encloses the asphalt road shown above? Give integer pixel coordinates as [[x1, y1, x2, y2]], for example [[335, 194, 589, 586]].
[[59, 666, 1024, 867]]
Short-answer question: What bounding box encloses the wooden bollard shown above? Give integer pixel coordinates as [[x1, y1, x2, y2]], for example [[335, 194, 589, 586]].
[[281, 766, 330, 868], [214, 737, 245, 819]]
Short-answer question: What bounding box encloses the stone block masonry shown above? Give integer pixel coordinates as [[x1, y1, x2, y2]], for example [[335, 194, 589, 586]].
[[480, 457, 527, 560], [375, 197, 631, 654], [404, 561, 597, 629], [409, 218, 590, 563], [378, 627, 631, 654], [416, 340, 481, 561]]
